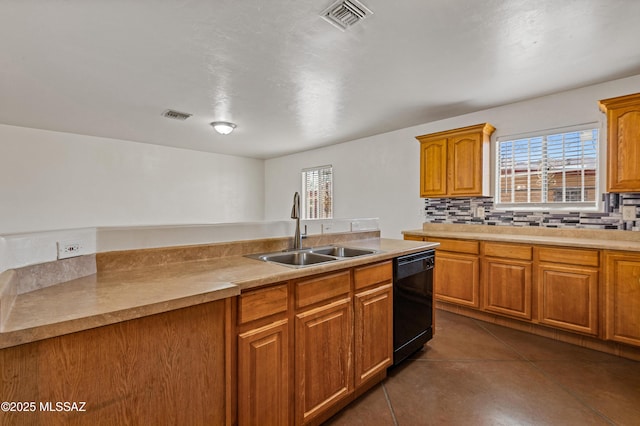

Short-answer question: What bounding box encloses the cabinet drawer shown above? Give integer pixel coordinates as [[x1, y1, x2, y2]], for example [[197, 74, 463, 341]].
[[354, 261, 392, 290], [429, 238, 479, 254], [536, 246, 599, 267], [484, 242, 532, 260], [238, 284, 288, 325], [295, 270, 351, 309]]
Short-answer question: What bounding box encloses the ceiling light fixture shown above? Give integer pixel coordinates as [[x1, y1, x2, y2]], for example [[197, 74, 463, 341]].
[[210, 121, 237, 135]]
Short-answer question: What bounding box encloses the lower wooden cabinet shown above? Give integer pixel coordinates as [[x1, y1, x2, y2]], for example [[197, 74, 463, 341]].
[[436, 252, 480, 307], [354, 283, 393, 387], [295, 298, 353, 425], [404, 232, 640, 352], [605, 251, 640, 346], [237, 261, 393, 425], [483, 257, 532, 320], [236, 283, 290, 426], [238, 319, 289, 426], [536, 247, 599, 335], [481, 242, 532, 320], [431, 239, 480, 308]]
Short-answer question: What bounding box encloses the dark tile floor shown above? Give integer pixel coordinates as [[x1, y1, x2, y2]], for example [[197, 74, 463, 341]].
[[324, 310, 640, 426]]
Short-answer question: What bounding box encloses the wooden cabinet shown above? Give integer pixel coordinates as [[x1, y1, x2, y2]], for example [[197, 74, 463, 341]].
[[237, 262, 395, 426], [604, 251, 640, 346], [431, 238, 480, 307], [419, 138, 448, 196], [238, 320, 289, 426], [482, 242, 533, 320], [416, 123, 495, 197], [408, 231, 640, 357], [353, 262, 393, 388], [294, 271, 353, 425], [237, 284, 290, 426], [0, 301, 229, 426], [599, 92, 640, 192], [536, 247, 599, 335]]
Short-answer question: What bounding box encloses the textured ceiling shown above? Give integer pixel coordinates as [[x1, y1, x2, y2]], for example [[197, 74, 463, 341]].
[[1, 0, 640, 159]]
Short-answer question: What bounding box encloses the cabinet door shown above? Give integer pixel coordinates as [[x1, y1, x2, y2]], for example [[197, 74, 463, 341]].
[[537, 264, 598, 335], [435, 252, 480, 307], [449, 133, 482, 196], [606, 102, 640, 192], [238, 319, 289, 426], [295, 298, 353, 425], [420, 138, 448, 197], [354, 283, 393, 388], [483, 258, 532, 320], [605, 252, 640, 346]]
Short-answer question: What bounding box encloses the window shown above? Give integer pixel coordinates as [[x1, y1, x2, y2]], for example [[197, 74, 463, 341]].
[[496, 126, 599, 209], [302, 165, 333, 219]]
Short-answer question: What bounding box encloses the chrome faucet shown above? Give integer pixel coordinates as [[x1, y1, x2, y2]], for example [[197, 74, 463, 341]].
[[291, 192, 302, 250]]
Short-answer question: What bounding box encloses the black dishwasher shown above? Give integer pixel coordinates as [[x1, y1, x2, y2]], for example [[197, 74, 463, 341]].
[[392, 250, 435, 366]]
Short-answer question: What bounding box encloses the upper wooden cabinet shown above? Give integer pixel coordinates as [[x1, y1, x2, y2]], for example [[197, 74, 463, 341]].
[[416, 123, 495, 197], [599, 92, 640, 192]]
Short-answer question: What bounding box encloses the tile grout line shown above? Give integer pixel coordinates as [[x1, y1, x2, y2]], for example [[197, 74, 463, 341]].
[[471, 318, 618, 426], [381, 381, 399, 426]]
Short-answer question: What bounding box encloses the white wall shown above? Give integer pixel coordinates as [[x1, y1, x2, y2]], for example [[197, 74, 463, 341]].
[[0, 124, 265, 234], [265, 74, 640, 238], [265, 132, 425, 239], [0, 228, 96, 271]]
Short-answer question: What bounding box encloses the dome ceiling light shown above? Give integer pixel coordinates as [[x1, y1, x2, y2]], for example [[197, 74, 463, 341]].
[[210, 121, 237, 135]]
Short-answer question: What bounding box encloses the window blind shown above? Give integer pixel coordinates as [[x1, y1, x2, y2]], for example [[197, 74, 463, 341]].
[[302, 165, 333, 219], [496, 127, 598, 207]]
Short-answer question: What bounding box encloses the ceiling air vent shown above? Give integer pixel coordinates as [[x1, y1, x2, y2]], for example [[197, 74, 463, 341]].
[[162, 109, 192, 120], [321, 0, 372, 31]]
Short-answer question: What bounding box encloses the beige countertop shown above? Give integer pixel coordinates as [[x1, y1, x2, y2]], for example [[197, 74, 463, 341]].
[[0, 238, 437, 349], [403, 223, 640, 252]]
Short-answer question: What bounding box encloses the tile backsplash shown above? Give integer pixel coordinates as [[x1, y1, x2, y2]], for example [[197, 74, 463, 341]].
[[423, 193, 640, 231]]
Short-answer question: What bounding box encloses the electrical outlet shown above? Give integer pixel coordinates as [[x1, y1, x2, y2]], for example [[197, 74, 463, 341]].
[[622, 205, 637, 221], [476, 206, 486, 219], [57, 241, 82, 259]]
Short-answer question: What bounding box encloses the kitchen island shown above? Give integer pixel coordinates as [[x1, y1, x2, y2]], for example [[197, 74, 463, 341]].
[[0, 233, 437, 425]]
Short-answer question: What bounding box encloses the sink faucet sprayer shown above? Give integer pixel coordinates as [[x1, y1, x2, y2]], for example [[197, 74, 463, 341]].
[[291, 192, 303, 250]]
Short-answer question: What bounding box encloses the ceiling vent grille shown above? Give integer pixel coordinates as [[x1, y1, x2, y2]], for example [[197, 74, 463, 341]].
[[321, 0, 372, 31], [162, 109, 192, 120]]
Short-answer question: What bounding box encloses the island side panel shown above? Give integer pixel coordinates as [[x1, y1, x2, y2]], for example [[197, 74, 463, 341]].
[[0, 300, 229, 426]]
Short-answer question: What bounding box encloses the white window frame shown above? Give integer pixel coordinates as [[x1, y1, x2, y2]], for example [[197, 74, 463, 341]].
[[301, 165, 333, 220], [494, 123, 601, 211]]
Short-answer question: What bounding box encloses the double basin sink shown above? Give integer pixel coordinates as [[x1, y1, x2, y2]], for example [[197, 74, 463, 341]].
[[247, 245, 380, 268]]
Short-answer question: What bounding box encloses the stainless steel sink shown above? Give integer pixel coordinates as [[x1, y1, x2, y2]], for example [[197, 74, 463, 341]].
[[309, 246, 377, 257], [246, 245, 380, 268], [255, 251, 337, 267]]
